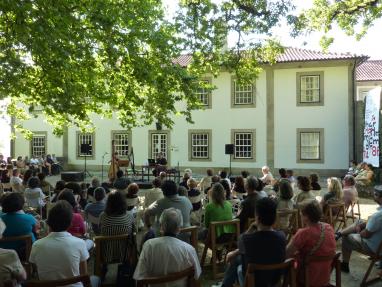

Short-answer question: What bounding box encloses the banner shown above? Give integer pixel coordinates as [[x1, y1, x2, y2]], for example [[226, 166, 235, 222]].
[[363, 87, 382, 167]]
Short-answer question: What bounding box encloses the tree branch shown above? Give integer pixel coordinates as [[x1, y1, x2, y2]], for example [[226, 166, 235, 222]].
[[232, 0, 270, 17]]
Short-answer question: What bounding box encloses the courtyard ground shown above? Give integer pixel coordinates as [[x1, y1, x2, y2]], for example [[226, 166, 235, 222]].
[[45, 172, 381, 286]]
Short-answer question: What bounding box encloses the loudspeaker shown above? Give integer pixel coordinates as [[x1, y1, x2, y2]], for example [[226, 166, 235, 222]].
[[225, 144, 234, 155], [61, 171, 85, 182], [80, 143, 92, 155]]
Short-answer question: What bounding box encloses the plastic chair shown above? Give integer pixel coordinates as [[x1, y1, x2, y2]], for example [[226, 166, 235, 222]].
[[136, 267, 196, 287], [244, 258, 296, 287], [25, 275, 91, 287], [201, 219, 240, 279]]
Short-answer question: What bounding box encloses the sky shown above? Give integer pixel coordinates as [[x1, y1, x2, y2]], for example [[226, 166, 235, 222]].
[[163, 0, 382, 59]]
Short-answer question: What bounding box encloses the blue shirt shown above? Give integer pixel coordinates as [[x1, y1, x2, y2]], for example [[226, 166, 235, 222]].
[[0, 212, 37, 250], [365, 206, 382, 254]]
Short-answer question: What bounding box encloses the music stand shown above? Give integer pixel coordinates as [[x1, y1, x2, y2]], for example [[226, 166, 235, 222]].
[[80, 144, 93, 178]]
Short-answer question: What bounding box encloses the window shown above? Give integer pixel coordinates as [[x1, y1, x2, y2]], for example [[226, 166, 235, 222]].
[[188, 130, 212, 161], [231, 129, 256, 161], [150, 132, 168, 160], [194, 79, 212, 108], [296, 71, 324, 106], [77, 133, 94, 158], [31, 133, 46, 157], [112, 132, 130, 157], [231, 77, 255, 108], [297, 128, 324, 163]]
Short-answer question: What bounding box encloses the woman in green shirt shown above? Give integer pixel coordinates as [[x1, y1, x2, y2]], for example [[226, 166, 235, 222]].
[[200, 183, 235, 242]]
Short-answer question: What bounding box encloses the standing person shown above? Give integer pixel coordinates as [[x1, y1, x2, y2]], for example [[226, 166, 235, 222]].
[[134, 208, 201, 284], [286, 200, 336, 286], [0, 218, 27, 287], [29, 201, 100, 287]]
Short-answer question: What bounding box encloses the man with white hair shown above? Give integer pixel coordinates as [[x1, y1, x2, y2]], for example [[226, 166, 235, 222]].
[[260, 166, 274, 186], [134, 208, 201, 285], [0, 218, 27, 286]]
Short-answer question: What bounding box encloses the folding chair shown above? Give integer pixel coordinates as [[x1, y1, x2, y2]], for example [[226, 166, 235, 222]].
[[304, 252, 341, 287], [201, 219, 240, 279], [179, 226, 198, 252], [323, 202, 347, 231], [244, 258, 296, 287], [136, 267, 196, 287], [275, 209, 299, 242], [25, 275, 91, 287], [355, 240, 382, 286], [346, 199, 361, 223]]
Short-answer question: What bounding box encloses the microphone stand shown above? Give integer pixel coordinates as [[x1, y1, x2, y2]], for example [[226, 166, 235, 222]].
[[101, 152, 108, 182]]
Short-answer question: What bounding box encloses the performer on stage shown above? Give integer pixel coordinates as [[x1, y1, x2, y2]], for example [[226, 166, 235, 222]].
[[108, 152, 120, 181], [153, 152, 167, 176]]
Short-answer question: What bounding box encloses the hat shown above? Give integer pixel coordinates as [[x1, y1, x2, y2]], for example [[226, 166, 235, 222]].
[[374, 185, 382, 196]]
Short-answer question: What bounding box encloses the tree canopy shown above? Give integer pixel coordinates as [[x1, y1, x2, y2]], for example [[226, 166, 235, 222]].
[[1, 0, 380, 136]]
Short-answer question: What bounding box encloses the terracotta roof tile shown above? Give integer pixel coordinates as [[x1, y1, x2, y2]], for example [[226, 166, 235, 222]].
[[356, 60, 382, 81], [173, 47, 364, 67]]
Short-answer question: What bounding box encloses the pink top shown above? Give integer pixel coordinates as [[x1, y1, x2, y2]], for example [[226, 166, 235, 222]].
[[67, 213, 85, 236], [292, 223, 336, 287]]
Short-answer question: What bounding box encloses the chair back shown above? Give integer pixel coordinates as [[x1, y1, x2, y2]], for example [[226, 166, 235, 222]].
[[87, 213, 101, 225], [0, 234, 32, 261], [94, 234, 131, 277], [323, 202, 346, 230], [136, 267, 195, 287], [304, 252, 341, 287], [179, 226, 198, 251], [25, 275, 91, 287], [246, 217, 256, 231], [244, 258, 296, 287], [275, 209, 299, 241], [209, 219, 240, 248]]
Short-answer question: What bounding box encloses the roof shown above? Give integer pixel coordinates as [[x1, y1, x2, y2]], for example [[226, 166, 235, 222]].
[[173, 47, 365, 67], [356, 60, 382, 82]]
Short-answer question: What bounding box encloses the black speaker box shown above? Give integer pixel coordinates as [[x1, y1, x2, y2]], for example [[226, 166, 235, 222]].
[[225, 144, 234, 155], [61, 171, 84, 182], [80, 144, 92, 154]]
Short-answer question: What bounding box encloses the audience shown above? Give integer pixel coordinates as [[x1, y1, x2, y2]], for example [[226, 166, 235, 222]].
[[220, 179, 231, 200], [260, 166, 274, 186], [37, 172, 53, 195], [286, 200, 336, 286], [84, 187, 106, 234], [310, 173, 321, 191], [343, 175, 358, 208], [179, 172, 191, 189], [198, 169, 214, 193], [219, 198, 286, 287], [125, 183, 139, 212], [321, 177, 343, 211], [232, 176, 246, 200], [337, 185, 382, 273], [355, 162, 374, 186], [294, 176, 315, 205], [113, 170, 131, 190], [220, 170, 231, 190], [51, 180, 66, 202], [24, 177, 46, 210], [0, 218, 27, 287], [144, 180, 192, 234], [87, 177, 101, 201], [144, 177, 164, 208], [187, 178, 202, 211], [134, 208, 201, 284], [236, 176, 265, 233], [29, 200, 99, 287], [9, 169, 24, 193], [277, 179, 294, 230], [0, 193, 38, 257]]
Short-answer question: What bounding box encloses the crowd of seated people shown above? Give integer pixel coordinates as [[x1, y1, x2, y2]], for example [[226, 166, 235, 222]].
[[0, 164, 381, 287]]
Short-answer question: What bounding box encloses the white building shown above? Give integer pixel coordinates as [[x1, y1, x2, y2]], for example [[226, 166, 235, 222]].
[[12, 48, 367, 176]]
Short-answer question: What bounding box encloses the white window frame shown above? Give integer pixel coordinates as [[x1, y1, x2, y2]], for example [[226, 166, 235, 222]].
[[188, 130, 212, 161], [30, 132, 47, 157], [296, 71, 324, 106], [297, 128, 324, 163], [231, 129, 256, 162], [195, 78, 212, 108], [112, 131, 131, 158], [231, 77, 255, 108], [149, 131, 169, 160]]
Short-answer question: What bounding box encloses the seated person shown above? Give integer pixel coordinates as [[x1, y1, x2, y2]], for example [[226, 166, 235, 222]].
[[355, 162, 374, 186], [15, 156, 26, 172], [84, 187, 106, 234], [0, 154, 6, 165], [276, 179, 294, 230], [260, 166, 274, 186], [144, 180, 192, 235], [236, 176, 266, 233], [294, 176, 315, 206], [24, 177, 46, 209], [144, 177, 164, 208], [179, 172, 191, 189], [348, 160, 358, 176], [9, 169, 24, 193], [337, 185, 382, 273], [220, 198, 286, 287], [125, 183, 139, 212], [342, 175, 358, 208], [87, 177, 101, 202], [51, 180, 66, 203], [113, 170, 131, 190], [37, 172, 53, 196], [153, 152, 167, 176], [286, 200, 336, 287], [29, 155, 40, 171], [0, 218, 27, 287], [187, 178, 202, 211], [198, 169, 214, 193], [310, 173, 321, 191], [44, 154, 54, 176], [232, 176, 246, 200], [199, 183, 235, 242], [134, 208, 201, 284], [321, 177, 343, 212], [0, 193, 38, 258], [29, 200, 99, 287], [220, 170, 231, 190]]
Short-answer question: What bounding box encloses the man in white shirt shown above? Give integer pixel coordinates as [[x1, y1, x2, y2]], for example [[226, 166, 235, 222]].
[[134, 208, 201, 286], [29, 200, 99, 287], [260, 166, 274, 186], [9, 169, 23, 192]]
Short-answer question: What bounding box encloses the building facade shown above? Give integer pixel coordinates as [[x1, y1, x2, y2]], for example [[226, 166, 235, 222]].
[[13, 48, 367, 176]]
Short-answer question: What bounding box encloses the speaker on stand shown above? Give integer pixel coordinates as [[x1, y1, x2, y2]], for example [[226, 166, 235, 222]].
[[225, 144, 234, 176], [80, 143, 93, 178]]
